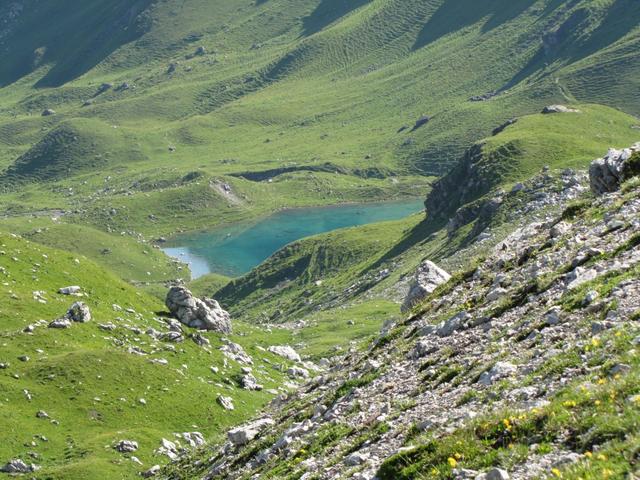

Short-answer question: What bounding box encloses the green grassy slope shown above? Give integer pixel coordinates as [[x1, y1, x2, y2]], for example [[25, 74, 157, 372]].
[[0, 0, 638, 238], [213, 104, 639, 323], [0, 233, 304, 479]]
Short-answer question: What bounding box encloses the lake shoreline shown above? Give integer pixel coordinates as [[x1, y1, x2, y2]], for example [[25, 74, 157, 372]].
[[162, 198, 425, 279]]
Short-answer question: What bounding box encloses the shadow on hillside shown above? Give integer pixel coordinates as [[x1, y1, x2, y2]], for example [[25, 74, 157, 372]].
[[365, 214, 447, 273], [502, 0, 640, 91], [412, 0, 536, 51], [302, 0, 371, 36], [0, 0, 156, 88]]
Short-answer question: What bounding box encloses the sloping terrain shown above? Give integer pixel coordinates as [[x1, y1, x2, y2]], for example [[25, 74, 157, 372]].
[[211, 105, 638, 323], [164, 157, 640, 480], [0, 234, 322, 479], [0, 2, 639, 479], [0, 0, 639, 237]]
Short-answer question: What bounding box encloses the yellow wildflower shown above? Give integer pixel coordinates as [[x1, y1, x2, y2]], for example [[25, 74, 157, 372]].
[[597, 453, 607, 461], [551, 467, 563, 477], [584, 451, 593, 458], [454, 452, 462, 460], [447, 457, 458, 468]]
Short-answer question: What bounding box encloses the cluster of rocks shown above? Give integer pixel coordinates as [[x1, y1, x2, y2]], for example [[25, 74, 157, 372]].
[[175, 145, 640, 480], [48, 302, 91, 329], [589, 143, 640, 194], [165, 286, 231, 333]]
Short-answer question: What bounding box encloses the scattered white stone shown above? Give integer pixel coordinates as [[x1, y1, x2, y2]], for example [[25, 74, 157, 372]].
[[227, 418, 275, 446], [401, 260, 451, 312], [217, 395, 234, 411], [114, 440, 138, 453], [268, 345, 301, 362], [58, 286, 81, 295]]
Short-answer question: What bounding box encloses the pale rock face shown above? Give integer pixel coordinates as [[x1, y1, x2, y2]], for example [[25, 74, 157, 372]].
[[541, 104, 580, 114], [564, 266, 597, 290], [48, 318, 72, 329], [217, 395, 234, 411], [401, 260, 451, 312], [478, 362, 517, 386], [589, 143, 640, 194], [165, 286, 231, 333], [58, 285, 81, 295], [228, 418, 275, 447], [221, 340, 253, 365], [181, 432, 206, 448], [155, 438, 179, 460], [268, 345, 301, 362], [240, 373, 263, 391]]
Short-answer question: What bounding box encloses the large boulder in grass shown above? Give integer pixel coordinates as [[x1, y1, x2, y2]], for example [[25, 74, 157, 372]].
[[165, 286, 231, 333], [589, 143, 640, 195], [401, 260, 451, 313]]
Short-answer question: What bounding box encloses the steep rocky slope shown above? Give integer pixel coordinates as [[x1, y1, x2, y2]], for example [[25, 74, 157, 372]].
[[164, 146, 640, 479]]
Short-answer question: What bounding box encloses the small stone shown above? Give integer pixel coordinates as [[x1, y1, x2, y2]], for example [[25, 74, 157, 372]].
[[344, 451, 369, 466], [48, 318, 72, 329], [478, 362, 516, 386], [142, 465, 161, 478], [240, 374, 263, 391], [267, 345, 301, 362], [58, 286, 81, 295], [217, 395, 234, 411], [485, 468, 510, 480], [114, 440, 138, 453]]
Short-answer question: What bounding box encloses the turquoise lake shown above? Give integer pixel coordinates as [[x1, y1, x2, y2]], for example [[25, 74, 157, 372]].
[[163, 199, 424, 279]]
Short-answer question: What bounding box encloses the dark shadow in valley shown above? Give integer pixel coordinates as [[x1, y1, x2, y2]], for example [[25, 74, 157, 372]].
[[0, 0, 156, 88], [501, 0, 640, 92], [413, 0, 537, 51], [302, 0, 372, 37]]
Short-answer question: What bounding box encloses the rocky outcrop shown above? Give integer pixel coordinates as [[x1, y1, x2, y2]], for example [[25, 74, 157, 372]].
[[165, 286, 231, 333], [114, 440, 138, 453], [401, 260, 451, 312], [541, 105, 580, 114], [589, 143, 640, 194], [0, 459, 38, 473], [227, 418, 275, 447], [49, 302, 91, 328], [267, 345, 301, 362], [66, 302, 91, 322]]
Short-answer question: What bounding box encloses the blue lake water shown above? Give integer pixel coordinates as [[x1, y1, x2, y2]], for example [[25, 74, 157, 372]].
[[163, 199, 424, 279]]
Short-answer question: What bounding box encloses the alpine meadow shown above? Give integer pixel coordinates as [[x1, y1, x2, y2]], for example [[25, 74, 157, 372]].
[[0, 1, 640, 479]]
